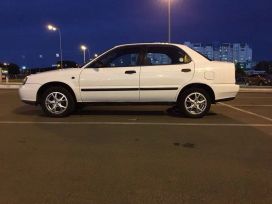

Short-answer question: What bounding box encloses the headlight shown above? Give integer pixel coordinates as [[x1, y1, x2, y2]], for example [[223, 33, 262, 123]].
[[22, 77, 28, 85]]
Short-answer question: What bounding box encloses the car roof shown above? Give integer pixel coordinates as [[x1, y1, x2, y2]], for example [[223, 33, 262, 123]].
[[120, 43, 212, 62], [82, 42, 211, 69], [113, 43, 210, 63], [114, 42, 185, 48]]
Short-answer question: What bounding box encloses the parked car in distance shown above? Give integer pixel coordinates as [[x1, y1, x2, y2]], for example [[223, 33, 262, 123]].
[[19, 43, 239, 118], [245, 74, 272, 86], [236, 76, 247, 85]]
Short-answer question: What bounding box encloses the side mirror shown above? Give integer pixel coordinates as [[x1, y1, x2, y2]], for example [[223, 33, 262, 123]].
[[94, 60, 104, 68]]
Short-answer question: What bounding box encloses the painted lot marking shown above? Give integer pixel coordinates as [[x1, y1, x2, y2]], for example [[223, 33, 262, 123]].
[[217, 104, 272, 107], [233, 105, 272, 107], [219, 103, 272, 122], [0, 121, 270, 127], [238, 97, 272, 99]]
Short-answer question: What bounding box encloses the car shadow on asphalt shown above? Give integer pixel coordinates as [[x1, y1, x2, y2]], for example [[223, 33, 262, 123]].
[[13, 105, 217, 118], [73, 106, 217, 118], [13, 106, 44, 116]]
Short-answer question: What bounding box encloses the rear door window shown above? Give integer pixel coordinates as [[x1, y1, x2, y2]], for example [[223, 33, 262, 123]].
[[144, 46, 191, 66]]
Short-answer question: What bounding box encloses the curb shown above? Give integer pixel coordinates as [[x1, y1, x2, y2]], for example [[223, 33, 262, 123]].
[[0, 84, 21, 89], [239, 88, 272, 93]]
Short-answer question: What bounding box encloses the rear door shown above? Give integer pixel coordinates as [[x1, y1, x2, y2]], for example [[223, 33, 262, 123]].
[[139, 45, 194, 102]]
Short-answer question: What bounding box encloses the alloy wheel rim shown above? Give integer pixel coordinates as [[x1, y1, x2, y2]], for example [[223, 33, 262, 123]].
[[45, 92, 68, 114], [184, 92, 207, 115]]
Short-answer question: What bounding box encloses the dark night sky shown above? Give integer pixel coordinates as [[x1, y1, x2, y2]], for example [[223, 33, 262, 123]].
[[0, 0, 271, 67]]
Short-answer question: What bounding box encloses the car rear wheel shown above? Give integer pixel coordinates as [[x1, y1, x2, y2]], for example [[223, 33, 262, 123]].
[[40, 86, 75, 117], [178, 88, 211, 118]]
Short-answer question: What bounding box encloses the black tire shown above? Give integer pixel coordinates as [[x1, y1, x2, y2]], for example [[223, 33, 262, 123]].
[[177, 88, 211, 118], [40, 86, 75, 117]]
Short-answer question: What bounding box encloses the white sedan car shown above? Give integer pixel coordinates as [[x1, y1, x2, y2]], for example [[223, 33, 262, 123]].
[[19, 43, 239, 118]]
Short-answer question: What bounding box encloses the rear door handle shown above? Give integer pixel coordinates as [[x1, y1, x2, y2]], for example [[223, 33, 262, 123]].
[[181, 69, 191, 73], [125, 70, 136, 74]]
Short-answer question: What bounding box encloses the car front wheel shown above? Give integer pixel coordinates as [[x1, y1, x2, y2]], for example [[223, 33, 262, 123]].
[[41, 86, 75, 117], [178, 88, 211, 118]]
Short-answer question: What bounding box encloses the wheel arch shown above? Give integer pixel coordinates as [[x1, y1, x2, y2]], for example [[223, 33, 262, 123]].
[[177, 83, 216, 104], [36, 82, 77, 104]]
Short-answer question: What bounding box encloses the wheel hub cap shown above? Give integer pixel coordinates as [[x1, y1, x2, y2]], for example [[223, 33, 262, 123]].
[[184, 92, 207, 115], [45, 92, 68, 114]]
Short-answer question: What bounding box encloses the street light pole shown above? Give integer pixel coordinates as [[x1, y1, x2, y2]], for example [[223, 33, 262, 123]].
[[80, 45, 88, 63], [0, 68, 2, 83], [47, 25, 63, 69], [58, 29, 63, 69], [86, 49, 91, 60], [83, 49, 86, 63], [168, 0, 171, 43]]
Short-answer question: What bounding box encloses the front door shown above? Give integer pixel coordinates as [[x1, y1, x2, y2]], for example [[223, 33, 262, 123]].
[[80, 46, 142, 102]]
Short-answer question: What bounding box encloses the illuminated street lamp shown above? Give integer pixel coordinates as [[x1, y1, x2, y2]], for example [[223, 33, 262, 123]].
[[3, 62, 9, 67], [80, 45, 87, 63], [3, 62, 9, 73], [47, 24, 63, 69]]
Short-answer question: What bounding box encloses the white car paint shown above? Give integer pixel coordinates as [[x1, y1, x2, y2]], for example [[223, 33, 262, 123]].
[[80, 66, 141, 102], [139, 61, 195, 102], [19, 43, 239, 104]]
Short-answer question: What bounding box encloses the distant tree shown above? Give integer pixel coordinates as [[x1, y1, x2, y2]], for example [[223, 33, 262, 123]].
[[255, 61, 272, 74], [0, 62, 20, 75], [235, 63, 246, 77], [7, 63, 20, 75], [56, 61, 79, 69]]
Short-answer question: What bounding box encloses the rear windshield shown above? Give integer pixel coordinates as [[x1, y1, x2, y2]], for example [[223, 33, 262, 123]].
[[195, 50, 212, 61]]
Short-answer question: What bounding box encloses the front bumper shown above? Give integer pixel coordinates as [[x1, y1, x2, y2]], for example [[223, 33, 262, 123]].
[[21, 100, 37, 105], [215, 97, 236, 103], [19, 83, 41, 105]]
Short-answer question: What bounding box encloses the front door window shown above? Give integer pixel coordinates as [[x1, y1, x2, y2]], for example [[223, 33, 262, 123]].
[[88, 47, 141, 68]]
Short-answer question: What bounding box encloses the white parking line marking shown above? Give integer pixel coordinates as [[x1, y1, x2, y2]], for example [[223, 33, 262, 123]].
[[234, 105, 272, 107], [238, 97, 272, 99], [217, 104, 272, 107], [219, 103, 272, 122], [0, 121, 271, 127]]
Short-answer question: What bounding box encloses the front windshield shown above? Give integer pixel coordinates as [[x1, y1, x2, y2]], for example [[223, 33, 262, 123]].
[[80, 56, 98, 68]]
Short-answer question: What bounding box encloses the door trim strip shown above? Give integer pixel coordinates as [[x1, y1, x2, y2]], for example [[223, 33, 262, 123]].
[[81, 87, 178, 92]]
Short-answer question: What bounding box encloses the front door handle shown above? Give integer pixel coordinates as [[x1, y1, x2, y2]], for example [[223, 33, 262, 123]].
[[125, 70, 136, 74], [181, 68, 191, 73]]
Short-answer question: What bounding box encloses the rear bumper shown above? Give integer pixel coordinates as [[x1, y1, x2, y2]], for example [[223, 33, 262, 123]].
[[211, 84, 240, 101]]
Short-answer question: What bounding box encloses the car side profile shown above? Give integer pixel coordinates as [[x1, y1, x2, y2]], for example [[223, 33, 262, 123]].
[[19, 43, 239, 118]]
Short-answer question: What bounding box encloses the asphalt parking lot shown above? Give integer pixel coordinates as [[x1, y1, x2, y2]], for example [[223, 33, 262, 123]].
[[0, 89, 271, 204]]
